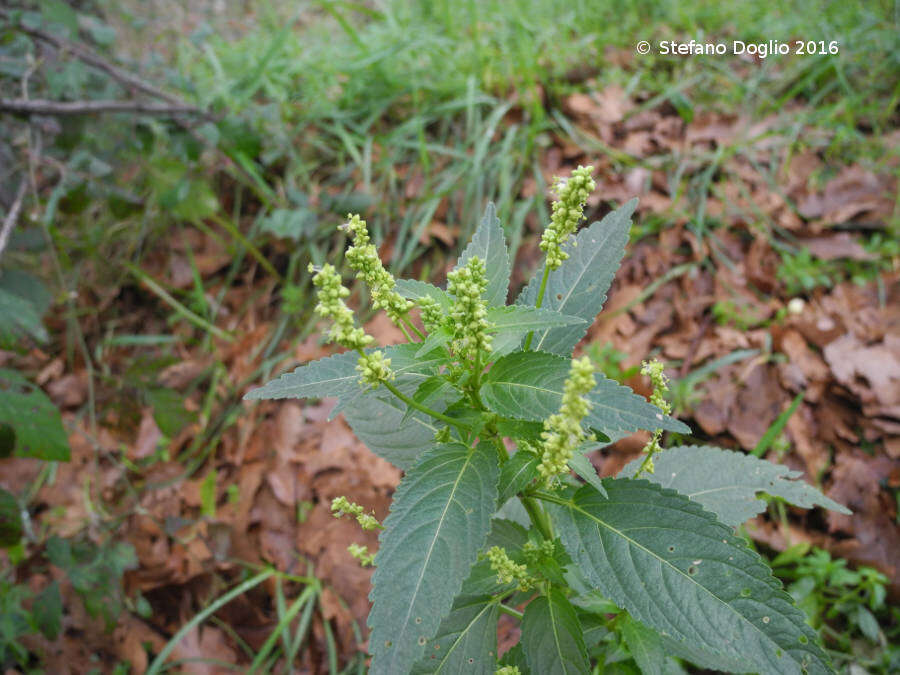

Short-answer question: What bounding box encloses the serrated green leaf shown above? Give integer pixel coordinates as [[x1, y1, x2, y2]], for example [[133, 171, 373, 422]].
[[244, 343, 445, 405], [457, 203, 510, 307], [522, 588, 590, 675], [619, 445, 850, 527], [0, 369, 70, 461], [0, 487, 23, 547], [487, 306, 586, 334], [517, 200, 635, 355], [394, 279, 452, 311], [410, 596, 499, 674], [485, 518, 530, 553], [620, 614, 666, 675], [34, 580, 62, 640], [495, 418, 544, 440], [567, 453, 608, 499], [342, 382, 442, 470], [498, 450, 540, 505], [480, 351, 689, 435], [549, 480, 832, 674], [369, 442, 499, 674]]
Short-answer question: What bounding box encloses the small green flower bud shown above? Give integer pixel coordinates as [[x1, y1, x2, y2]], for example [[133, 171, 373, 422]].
[[446, 256, 493, 362], [342, 214, 413, 324], [309, 263, 373, 350], [634, 359, 672, 477], [331, 496, 382, 531], [537, 356, 596, 484], [486, 546, 535, 592], [539, 166, 596, 270], [356, 350, 395, 388], [417, 296, 445, 333], [348, 543, 375, 567]]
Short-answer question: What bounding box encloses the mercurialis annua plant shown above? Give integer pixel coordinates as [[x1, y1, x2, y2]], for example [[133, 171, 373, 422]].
[[247, 168, 850, 674]]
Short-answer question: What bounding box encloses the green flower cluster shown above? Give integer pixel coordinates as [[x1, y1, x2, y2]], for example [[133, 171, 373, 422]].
[[486, 546, 535, 592], [537, 356, 596, 484], [309, 263, 372, 350], [348, 543, 375, 567], [343, 214, 413, 324], [357, 350, 394, 388], [637, 359, 672, 475], [539, 165, 596, 270], [495, 667, 521, 675], [417, 296, 444, 333], [446, 256, 492, 361], [331, 496, 382, 531]]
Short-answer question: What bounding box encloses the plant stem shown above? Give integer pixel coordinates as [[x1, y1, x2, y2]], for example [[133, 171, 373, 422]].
[[527, 489, 570, 508], [404, 315, 425, 340], [498, 603, 523, 620], [522, 495, 553, 541], [380, 377, 466, 430], [522, 263, 551, 350]]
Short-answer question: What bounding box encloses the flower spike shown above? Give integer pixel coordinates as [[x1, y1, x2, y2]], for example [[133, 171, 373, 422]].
[[539, 165, 596, 270]]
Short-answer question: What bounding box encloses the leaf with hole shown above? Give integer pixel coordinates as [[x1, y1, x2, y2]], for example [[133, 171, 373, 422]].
[[548, 480, 832, 674], [368, 441, 499, 674]]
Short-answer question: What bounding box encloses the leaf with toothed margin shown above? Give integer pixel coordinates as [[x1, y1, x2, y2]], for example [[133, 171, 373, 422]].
[[341, 378, 443, 471], [368, 441, 499, 675], [480, 351, 690, 436], [547, 480, 833, 674], [521, 588, 590, 675], [517, 199, 636, 356], [619, 445, 850, 527], [457, 203, 511, 307]]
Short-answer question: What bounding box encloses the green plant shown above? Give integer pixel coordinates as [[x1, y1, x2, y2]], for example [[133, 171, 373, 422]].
[[770, 544, 899, 673], [247, 167, 851, 674]]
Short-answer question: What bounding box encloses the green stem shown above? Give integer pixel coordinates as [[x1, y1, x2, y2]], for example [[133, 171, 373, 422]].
[[632, 431, 660, 479], [380, 376, 466, 430], [522, 496, 553, 541], [527, 489, 570, 508], [404, 315, 425, 340], [522, 264, 551, 350], [398, 321, 413, 342], [497, 603, 523, 620]]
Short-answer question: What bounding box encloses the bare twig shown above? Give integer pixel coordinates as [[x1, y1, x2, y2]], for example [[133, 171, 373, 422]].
[[0, 98, 202, 116], [0, 178, 27, 259], [0, 7, 196, 110]]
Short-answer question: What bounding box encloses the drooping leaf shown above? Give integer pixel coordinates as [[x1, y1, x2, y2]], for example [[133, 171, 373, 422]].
[[517, 199, 636, 355], [410, 595, 500, 674], [549, 480, 832, 674], [457, 203, 511, 307], [567, 452, 608, 499], [619, 445, 850, 527], [0, 368, 70, 461], [0, 487, 23, 547], [369, 442, 499, 675], [480, 351, 689, 435], [498, 449, 540, 505], [521, 588, 590, 675]]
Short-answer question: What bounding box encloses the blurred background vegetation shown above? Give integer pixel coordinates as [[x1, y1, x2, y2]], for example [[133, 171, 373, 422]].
[[0, 0, 898, 672]]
